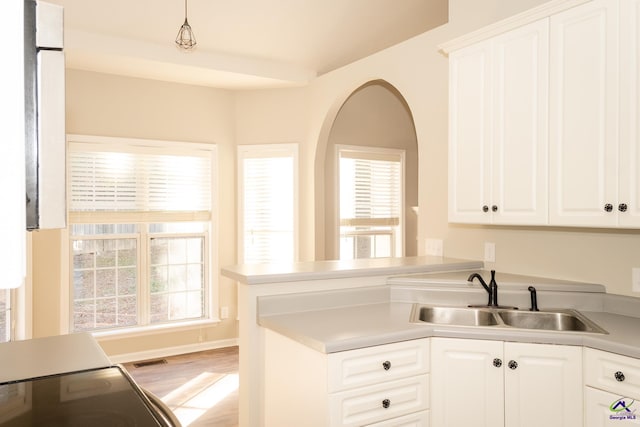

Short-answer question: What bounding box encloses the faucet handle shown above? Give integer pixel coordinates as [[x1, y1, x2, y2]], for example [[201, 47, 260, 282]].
[[528, 286, 539, 311]]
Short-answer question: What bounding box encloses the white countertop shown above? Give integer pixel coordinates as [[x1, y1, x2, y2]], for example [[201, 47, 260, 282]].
[[0, 333, 111, 382], [257, 272, 640, 359], [222, 256, 483, 285]]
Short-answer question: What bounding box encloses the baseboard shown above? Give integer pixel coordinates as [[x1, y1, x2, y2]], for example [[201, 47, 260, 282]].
[[108, 338, 239, 364]]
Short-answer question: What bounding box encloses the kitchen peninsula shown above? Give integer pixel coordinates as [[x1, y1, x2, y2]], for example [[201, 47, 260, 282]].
[[224, 256, 640, 427], [221, 256, 483, 427]]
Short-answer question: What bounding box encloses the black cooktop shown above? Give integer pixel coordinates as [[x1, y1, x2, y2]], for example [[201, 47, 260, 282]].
[[0, 366, 168, 426]]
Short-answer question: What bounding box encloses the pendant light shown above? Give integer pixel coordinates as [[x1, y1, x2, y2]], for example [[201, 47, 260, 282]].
[[175, 0, 196, 51]]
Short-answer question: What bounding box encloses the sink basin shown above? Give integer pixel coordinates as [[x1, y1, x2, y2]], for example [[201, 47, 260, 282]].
[[410, 304, 607, 334], [497, 309, 607, 333], [411, 306, 499, 327]]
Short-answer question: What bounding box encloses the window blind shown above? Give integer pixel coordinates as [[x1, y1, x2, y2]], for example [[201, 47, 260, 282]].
[[69, 148, 211, 213], [339, 151, 402, 225], [239, 145, 297, 264]]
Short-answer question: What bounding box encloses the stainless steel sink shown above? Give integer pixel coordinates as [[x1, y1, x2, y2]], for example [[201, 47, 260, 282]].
[[411, 306, 499, 326], [497, 309, 607, 333], [410, 304, 607, 334]]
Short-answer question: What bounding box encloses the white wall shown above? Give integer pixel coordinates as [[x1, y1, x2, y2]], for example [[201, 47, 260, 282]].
[[32, 70, 240, 355]]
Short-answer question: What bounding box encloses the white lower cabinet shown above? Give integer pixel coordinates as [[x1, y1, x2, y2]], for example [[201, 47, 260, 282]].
[[584, 348, 640, 426], [430, 337, 582, 427], [264, 329, 430, 426]]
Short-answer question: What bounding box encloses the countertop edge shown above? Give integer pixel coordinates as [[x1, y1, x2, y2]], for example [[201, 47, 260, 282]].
[[222, 256, 483, 285]]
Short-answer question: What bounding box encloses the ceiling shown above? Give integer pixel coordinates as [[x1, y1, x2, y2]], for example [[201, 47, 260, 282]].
[[46, 0, 448, 89]]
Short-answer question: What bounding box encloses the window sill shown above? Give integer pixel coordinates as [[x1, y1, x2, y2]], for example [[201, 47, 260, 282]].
[[92, 318, 222, 342]]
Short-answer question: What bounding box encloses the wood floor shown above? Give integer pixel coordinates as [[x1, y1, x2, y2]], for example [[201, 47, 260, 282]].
[[123, 346, 239, 427]]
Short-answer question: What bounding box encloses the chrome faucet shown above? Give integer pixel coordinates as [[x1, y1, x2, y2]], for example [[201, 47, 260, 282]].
[[468, 270, 499, 307]]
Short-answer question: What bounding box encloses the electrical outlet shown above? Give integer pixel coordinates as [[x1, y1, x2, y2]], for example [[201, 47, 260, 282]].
[[425, 239, 443, 256], [633, 268, 640, 293], [484, 242, 496, 263], [220, 306, 229, 319]]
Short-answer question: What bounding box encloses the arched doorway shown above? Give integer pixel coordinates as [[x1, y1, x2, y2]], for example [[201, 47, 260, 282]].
[[315, 80, 418, 260]]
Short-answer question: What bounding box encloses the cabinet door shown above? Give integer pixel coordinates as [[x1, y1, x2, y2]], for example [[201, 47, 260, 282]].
[[448, 41, 493, 223], [504, 342, 583, 427], [449, 43, 491, 223], [491, 19, 549, 225], [448, 19, 549, 225], [430, 338, 503, 427], [549, 0, 619, 227], [619, 0, 640, 228], [585, 387, 640, 426]]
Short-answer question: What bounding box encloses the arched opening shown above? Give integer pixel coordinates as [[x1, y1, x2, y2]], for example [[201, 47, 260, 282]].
[[314, 80, 418, 260]]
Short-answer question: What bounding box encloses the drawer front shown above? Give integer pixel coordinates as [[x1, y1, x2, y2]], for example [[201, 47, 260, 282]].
[[585, 348, 640, 400], [328, 339, 429, 392], [366, 410, 430, 427], [329, 374, 429, 427]]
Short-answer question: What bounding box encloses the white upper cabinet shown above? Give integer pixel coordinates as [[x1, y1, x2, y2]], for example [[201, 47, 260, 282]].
[[447, 0, 640, 229], [449, 19, 549, 225], [548, 0, 640, 228], [619, 0, 640, 227], [548, 0, 620, 227]]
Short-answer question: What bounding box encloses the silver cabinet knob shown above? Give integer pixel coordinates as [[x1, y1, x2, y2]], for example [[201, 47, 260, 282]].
[[382, 399, 391, 409], [604, 204, 613, 212], [619, 203, 628, 213], [615, 371, 625, 382], [382, 360, 391, 371], [493, 358, 502, 368], [508, 360, 518, 370]]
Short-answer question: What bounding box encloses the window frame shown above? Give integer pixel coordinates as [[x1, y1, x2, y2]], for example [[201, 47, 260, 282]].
[[336, 144, 406, 260], [63, 135, 219, 339], [237, 143, 299, 264]]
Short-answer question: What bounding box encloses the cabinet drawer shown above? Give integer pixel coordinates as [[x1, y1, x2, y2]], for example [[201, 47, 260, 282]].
[[329, 375, 429, 427], [328, 339, 429, 392], [366, 410, 430, 427], [585, 348, 640, 400]]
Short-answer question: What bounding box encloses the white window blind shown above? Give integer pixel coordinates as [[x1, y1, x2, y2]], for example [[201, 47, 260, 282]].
[[339, 149, 402, 226], [238, 144, 297, 264], [69, 144, 211, 214]]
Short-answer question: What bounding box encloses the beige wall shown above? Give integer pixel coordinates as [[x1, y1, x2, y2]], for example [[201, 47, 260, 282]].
[[30, 0, 640, 357], [322, 81, 418, 259], [304, 0, 640, 297], [31, 70, 239, 355]]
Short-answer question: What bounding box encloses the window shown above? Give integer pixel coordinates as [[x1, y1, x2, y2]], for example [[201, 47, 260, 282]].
[[0, 290, 10, 342], [338, 146, 404, 260], [238, 144, 298, 264], [67, 135, 216, 333]]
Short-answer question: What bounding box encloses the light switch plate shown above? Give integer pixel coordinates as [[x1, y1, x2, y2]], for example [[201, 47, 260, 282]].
[[425, 239, 443, 256], [484, 242, 496, 263], [633, 268, 640, 293]]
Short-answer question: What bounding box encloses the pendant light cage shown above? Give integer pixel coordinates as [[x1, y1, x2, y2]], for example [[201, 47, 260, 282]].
[[175, 0, 196, 51]]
